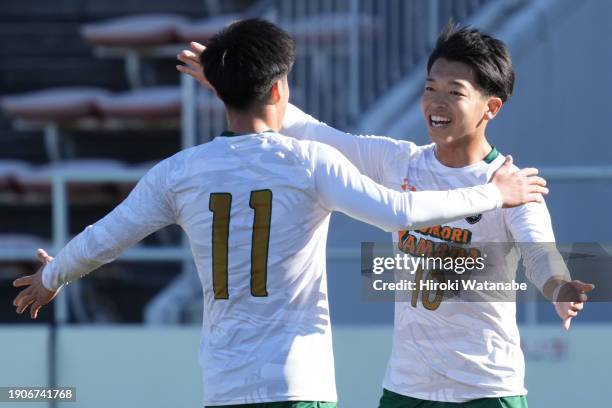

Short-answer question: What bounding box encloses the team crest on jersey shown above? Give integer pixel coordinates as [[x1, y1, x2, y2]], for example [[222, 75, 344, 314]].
[[401, 177, 416, 192], [465, 214, 482, 224]]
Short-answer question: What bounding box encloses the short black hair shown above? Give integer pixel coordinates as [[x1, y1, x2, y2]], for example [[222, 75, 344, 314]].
[[201, 18, 296, 110], [427, 23, 515, 102]]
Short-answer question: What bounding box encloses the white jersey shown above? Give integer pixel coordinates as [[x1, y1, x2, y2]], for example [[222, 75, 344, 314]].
[[282, 104, 570, 402], [42, 132, 503, 405]]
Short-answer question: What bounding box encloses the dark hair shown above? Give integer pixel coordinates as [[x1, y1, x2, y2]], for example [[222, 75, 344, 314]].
[[201, 18, 296, 110], [427, 22, 515, 102]]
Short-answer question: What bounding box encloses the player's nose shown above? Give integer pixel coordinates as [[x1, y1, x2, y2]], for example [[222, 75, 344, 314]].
[[430, 97, 448, 109]]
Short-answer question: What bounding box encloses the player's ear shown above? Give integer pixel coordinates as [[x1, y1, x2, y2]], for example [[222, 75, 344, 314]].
[[270, 79, 282, 104], [485, 97, 503, 120]]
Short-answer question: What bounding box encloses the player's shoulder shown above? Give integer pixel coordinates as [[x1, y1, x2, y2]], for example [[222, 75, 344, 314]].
[[152, 144, 202, 172], [273, 132, 338, 161], [265, 131, 308, 149], [395, 141, 434, 170], [260, 132, 316, 162], [292, 136, 355, 169], [405, 141, 434, 160], [364, 134, 428, 158], [142, 142, 222, 187]]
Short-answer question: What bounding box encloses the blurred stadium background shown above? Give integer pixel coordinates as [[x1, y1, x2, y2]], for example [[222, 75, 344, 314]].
[[1, 0, 611, 406]]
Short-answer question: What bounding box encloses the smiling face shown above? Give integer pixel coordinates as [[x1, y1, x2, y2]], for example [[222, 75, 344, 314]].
[[421, 58, 502, 147]]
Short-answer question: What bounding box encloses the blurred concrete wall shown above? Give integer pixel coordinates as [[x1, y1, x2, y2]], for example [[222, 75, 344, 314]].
[[2, 325, 610, 407]]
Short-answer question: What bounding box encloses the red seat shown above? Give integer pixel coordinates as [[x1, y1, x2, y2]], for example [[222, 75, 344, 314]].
[[1, 88, 108, 121], [96, 86, 182, 120], [176, 14, 240, 42], [81, 14, 187, 47], [15, 159, 127, 193], [0, 160, 32, 190]]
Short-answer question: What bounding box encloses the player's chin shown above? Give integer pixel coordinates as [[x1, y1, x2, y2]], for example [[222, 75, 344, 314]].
[[427, 127, 455, 145]]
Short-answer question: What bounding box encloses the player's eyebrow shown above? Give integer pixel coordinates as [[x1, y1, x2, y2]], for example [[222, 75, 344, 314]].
[[427, 77, 469, 89], [425, 77, 468, 89], [449, 80, 468, 88]]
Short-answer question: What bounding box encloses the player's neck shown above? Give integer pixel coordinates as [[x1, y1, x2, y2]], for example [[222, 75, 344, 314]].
[[226, 106, 280, 135], [434, 135, 493, 168]]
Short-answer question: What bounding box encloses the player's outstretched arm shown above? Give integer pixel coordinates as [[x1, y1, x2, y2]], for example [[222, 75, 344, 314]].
[[313, 144, 548, 232], [12, 162, 176, 319], [176, 41, 406, 183], [506, 187, 594, 331]]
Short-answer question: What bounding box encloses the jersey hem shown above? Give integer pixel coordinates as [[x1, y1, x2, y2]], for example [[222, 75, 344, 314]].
[[382, 383, 527, 403], [203, 393, 338, 406]]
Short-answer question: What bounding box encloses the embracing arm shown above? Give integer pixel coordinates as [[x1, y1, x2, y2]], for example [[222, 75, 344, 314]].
[[13, 160, 177, 318], [283, 103, 414, 183], [41, 161, 176, 291]]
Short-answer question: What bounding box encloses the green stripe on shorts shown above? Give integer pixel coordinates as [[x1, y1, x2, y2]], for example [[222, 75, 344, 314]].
[[378, 389, 527, 408]]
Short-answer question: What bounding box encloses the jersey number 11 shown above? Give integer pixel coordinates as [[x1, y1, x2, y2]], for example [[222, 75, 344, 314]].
[[209, 190, 272, 299]]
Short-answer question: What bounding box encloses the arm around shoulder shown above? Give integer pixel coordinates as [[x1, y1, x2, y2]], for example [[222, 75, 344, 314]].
[[311, 143, 503, 232], [282, 103, 416, 183]]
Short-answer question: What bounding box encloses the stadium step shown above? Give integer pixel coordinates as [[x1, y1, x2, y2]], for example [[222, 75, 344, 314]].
[[80, 11, 376, 48], [1, 87, 108, 122], [81, 14, 188, 47]]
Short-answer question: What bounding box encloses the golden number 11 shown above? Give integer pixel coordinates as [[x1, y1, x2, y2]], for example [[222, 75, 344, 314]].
[[209, 190, 272, 299]]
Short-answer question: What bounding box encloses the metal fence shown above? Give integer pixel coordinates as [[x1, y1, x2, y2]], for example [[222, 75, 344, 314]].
[[190, 0, 492, 142], [275, 0, 490, 129]]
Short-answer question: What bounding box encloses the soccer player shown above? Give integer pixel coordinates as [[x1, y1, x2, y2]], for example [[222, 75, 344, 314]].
[[177, 23, 593, 408], [15, 20, 545, 408]]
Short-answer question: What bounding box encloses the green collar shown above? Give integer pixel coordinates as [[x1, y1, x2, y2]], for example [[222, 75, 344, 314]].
[[220, 129, 275, 137], [483, 146, 500, 164]]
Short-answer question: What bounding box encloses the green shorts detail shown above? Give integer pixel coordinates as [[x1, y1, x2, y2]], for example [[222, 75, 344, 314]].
[[378, 389, 527, 408], [206, 402, 336, 408]]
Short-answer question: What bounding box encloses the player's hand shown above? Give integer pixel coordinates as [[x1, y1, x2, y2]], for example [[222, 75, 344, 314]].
[[553, 280, 595, 331], [12, 248, 60, 319], [176, 41, 213, 90], [490, 155, 548, 208]]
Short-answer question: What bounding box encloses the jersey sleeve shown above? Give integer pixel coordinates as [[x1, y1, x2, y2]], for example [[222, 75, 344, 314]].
[[505, 201, 571, 292], [42, 160, 177, 291], [310, 143, 503, 233], [282, 103, 414, 184]]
